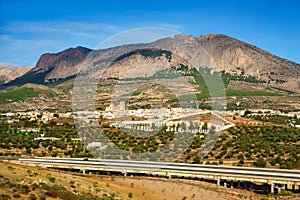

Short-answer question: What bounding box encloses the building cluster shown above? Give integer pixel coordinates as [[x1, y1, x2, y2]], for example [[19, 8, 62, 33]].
[[1, 111, 73, 123], [100, 101, 234, 133]]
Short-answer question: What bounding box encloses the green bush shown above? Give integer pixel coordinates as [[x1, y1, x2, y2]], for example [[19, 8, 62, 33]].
[[48, 176, 56, 183], [278, 189, 293, 196], [254, 158, 266, 168]]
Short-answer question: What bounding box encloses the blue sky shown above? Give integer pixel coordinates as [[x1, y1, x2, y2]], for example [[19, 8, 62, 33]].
[[0, 0, 299, 66]]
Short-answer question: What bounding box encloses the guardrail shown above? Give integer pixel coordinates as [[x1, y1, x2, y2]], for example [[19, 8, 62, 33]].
[[11, 157, 300, 194]]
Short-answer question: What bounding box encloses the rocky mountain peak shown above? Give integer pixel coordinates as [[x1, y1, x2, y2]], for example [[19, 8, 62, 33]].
[[32, 46, 92, 81], [5, 33, 300, 92], [34, 46, 91, 72]]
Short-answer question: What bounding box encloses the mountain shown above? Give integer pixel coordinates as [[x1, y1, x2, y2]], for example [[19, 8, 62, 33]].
[[6, 46, 91, 86], [0, 65, 32, 84], [4, 33, 300, 92], [197, 34, 300, 91]]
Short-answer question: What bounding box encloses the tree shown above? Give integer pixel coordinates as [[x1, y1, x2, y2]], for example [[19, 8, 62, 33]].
[[254, 158, 266, 168], [243, 110, 251, 117], [202, 122, 208, 131], [128, 192, 133, 198], [192, 156, 201, 164]]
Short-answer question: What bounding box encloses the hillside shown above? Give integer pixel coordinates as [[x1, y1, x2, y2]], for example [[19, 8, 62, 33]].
[[0, 65, 32, 84], [198, 34, 300, 92], [6, 46, 91, 86], [0, 161, 262, 200], [1, 33, 300, 112], [4, 33, 300, 93]]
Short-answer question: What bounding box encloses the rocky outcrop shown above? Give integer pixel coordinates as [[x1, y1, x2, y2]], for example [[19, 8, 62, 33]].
[[6, 46, 92, 86], [197, 34, 300, 91], [33, 46, 91, 81]]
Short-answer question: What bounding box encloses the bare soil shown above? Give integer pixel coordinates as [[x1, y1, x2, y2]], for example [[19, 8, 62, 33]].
[[0, 161, 298, 200]]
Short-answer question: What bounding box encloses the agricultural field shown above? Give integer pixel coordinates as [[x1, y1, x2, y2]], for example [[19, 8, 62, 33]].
[[201, 125, 300, 169]]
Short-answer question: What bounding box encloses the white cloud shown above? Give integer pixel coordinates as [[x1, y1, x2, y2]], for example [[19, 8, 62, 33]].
[[2, 21, 124, 39], [0, 20, 182, 65]]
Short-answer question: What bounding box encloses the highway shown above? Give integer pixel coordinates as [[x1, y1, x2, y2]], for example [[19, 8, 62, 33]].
[[18, 157, 300, 177], [16, 157, 300, 189]]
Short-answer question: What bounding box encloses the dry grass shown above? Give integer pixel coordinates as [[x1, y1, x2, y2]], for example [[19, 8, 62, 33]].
[[1, 161, 295, 200]]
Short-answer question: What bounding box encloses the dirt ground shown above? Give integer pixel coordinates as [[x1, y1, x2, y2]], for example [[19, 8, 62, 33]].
[[0, 161, 298, 200]]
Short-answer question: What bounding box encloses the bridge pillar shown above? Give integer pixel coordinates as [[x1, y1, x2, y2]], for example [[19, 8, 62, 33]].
[[278, 186, 281, 194], [82, 169, 86, 174], [224, 181, 227, 188], [217, 179, 220, 186], [270, 183, 274, 194]]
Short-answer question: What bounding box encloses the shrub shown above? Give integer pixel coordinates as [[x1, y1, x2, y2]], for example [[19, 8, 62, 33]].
[[13, 194, 21, 198], [48, 176, 56, 183], [254, 158, 266, 168], [128, 192, 133, 198], [29, 193, 37, 200], [18, 185, 30, 194], [0, 194, 11, 200], [278, 189, 293, 196]]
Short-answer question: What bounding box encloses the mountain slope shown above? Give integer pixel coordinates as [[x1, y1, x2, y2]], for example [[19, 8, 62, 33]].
[[5, 33, 300, 92], [6, 46, 91, 86], [197, 34, 300, 91], [0, 65, 32, 83]]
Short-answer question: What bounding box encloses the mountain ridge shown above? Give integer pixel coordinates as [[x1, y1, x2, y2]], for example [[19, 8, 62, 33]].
[[6, 46, 91, 86], [4, 33, 300, 92], [0, 65, 32, 84]]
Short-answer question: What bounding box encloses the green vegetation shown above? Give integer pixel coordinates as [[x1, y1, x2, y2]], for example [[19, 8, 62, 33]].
[[224, 72, 266, 84], [226, 90, 281, 97], [205, 125, 300, 169], [44, 75, 76, 88], [48, 176, 56, 183], [177, 67, 225, 101], [94, 49, 172, 67], [0, 119, 92, 158], [179, 132, 205, 163], [0, 88, 39, 103], [114, 49, 172, 62], [5, 69, 52, 86], [176, 67, 281, 101], [179, 89, 280, 102], [120, 67, 183, 82], [103, 127, 176, 154], [246, 114, 300, 125], [269, 86, 294, 94]]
